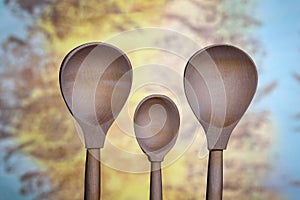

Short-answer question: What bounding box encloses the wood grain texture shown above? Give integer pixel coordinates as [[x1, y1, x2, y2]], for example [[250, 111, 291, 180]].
[[206, 150, 223, 200], [134, 95, 180, 200], [84, 149, 101, 200], [184, 44, 258, 150], [184, 45, 257, 200], [134, 95, 180, 162], [59, 42, 132, 148]]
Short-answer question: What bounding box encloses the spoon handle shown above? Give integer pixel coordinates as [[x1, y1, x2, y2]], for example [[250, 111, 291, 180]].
[[206, 150, 223, 200], [150, 161, 162, 200], [84, 149, 101, 200]]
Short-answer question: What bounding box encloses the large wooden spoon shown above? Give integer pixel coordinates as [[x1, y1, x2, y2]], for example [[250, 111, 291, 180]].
[[184, 44, 257, 200], [134, 95, 180, 200], [59, 42, 132, 200]]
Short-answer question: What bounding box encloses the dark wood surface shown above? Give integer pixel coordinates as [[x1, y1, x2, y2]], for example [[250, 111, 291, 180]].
[[206, 150, 223, 200], [84, 149, 101, 200]]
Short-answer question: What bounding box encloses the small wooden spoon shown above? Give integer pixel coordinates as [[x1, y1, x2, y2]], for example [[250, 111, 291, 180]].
[[59, 42, 132, 200], [134, 95, 180, 200], [184, 44, 257, 200]]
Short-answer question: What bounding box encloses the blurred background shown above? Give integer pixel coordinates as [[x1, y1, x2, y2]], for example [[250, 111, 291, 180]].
[[0, 0, 300, 199]]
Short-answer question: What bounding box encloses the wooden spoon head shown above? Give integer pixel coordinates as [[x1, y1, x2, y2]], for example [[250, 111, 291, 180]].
[[184, 45, 258, 150], [134, 95, 180, 162], [59, 42, 132, 148]]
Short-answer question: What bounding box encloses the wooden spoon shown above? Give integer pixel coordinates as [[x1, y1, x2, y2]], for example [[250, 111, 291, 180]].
[[184, 44, 257, 200], [134, 95, 180, 200], [59, 42, 132, 200]]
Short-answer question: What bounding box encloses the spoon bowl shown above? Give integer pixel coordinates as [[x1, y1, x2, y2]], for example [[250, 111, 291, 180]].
[[60, 42, 132, 148], [184, 44, 257, 149], [134, 95, 180, 162]]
